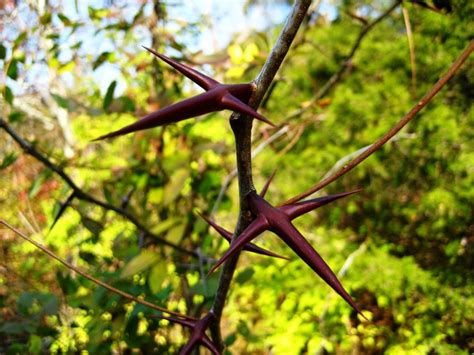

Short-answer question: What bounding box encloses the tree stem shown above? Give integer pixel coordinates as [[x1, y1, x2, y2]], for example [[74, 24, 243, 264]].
[[208, 0, 312, 349]]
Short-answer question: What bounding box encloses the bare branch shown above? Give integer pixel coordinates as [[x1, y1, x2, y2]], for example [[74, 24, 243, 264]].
[[0, 118, 202, 259], [283, 40, 474, 205]]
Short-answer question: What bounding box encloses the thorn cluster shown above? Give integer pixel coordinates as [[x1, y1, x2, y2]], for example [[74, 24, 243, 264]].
[[208, 188, 366, 318], [158, 312, 219, 355], [94, 47, 274, 141]]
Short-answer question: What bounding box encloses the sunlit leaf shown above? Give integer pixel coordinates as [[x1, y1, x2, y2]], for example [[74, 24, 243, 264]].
[[7, 59, 18, 80], [120, 250, 159, 279], [0, 152, 17, 170], [148, 261, 167, 294], [163, 168, 189, 205], [103, 80, 117, 110]]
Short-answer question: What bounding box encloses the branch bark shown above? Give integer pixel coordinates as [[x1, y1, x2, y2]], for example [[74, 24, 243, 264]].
[[208, 0, 313, 350], [283, 40, 474, 205]]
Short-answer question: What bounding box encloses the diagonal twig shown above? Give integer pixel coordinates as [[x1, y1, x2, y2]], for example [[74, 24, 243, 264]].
[[0, 219, 196, 320], [283, 40, 474, 205]]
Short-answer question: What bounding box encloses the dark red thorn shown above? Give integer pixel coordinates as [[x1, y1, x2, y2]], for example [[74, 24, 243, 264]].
[[49, 191, 76, 232], [197, 211, 288, 260], [93, 90, 223, 140], [280, 189, 362, 220], [272, 220, 366, 319], [208, 214, 269, 275], [142, 46, 220, 91], [221, 94, 275, 127], [260, 169, 277, 198]]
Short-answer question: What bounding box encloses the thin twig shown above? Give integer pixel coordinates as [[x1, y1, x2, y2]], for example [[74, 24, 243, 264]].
[[0, 219, 196, 320], [209, 0, 312, 349], [0, 118, 202, 259], [402, 6, 417, 95], [283, 40, 474, 205]]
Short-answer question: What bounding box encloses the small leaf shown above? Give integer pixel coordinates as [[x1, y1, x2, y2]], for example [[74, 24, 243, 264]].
[[51, 93, 70, 109], [0, 153, 17, 170], [7, 59, 18, 80], [93, 51, 111, 70], [103, 80, 117, 110], [13, 32, 27, 49], [235, 267, 254, 284], [165, 223, 186, 243], [0, 44, 6, 60], [40, 12, 52, 25], [58, 13, 72, 26], [152, 217, 180, 235], [148, 261, 167, 294], [4, 86, 13, 104], [8, 111, 24, 122], [163, 168, 189, 205], [28, 177, 44, 199], [81, 216, 103, 235], [120, 250, 159, 278]]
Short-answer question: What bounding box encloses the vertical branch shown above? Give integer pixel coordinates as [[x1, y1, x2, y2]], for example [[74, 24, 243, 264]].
[[209, 0, 313, 350]]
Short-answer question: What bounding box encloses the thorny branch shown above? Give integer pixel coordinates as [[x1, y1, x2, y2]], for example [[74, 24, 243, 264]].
[[0, 118, 204, 260], [283, 40, 474, 205], [209, 0, 313, 350]]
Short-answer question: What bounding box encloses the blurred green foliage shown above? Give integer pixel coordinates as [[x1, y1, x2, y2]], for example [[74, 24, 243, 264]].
[[0, 0, 472, 354]]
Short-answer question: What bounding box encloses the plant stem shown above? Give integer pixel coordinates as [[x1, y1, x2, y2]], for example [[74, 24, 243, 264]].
[[208, 0, 312, 349]]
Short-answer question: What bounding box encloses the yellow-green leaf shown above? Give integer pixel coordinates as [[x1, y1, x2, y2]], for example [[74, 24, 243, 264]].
[[148, 261, 167, 294], [120, 250, 159, 279], [163, 168, 189, 205]]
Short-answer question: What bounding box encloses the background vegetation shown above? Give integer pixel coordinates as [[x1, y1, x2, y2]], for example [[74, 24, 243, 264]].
[[0, 0, 472, 353]]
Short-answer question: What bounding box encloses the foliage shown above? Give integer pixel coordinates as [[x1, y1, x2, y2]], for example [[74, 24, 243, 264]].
[[0, 0, 472, 354]]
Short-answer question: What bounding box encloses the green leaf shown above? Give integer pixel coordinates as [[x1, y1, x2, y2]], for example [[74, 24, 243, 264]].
[[13, 32, 27, 49], [28, 334, 42, 354], [148, 261, 167, 294], [103, 80, 117, 110], [28, 176, 45, 199], [152, 217, 180, 235], [51, 93, 70, 109], [81, 216, 103, 235], [120, 250, 159, 278], [163, 168, 189, 205], [165, 223, 186, 243], [4, 86, 13, 105], [39, 12, 52, 25], [8, 111, 24, 122], [0, 44, 6, 60], [58, 13, 72, 26], [0, 153, 17, 170], [235, 267, 254, 284], [7, 59, 18, 80], [93, 51, 111, 70]]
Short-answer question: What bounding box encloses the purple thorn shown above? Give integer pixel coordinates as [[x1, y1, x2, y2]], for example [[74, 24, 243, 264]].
[[197, 211, 288, 260], [94, 48, 274, 141], [142, 46, 220, 91], [260, 169, 277, 198], [160, 312, 220, 355], [280, 189, 362, 220], [210, 190, 366, 318]]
